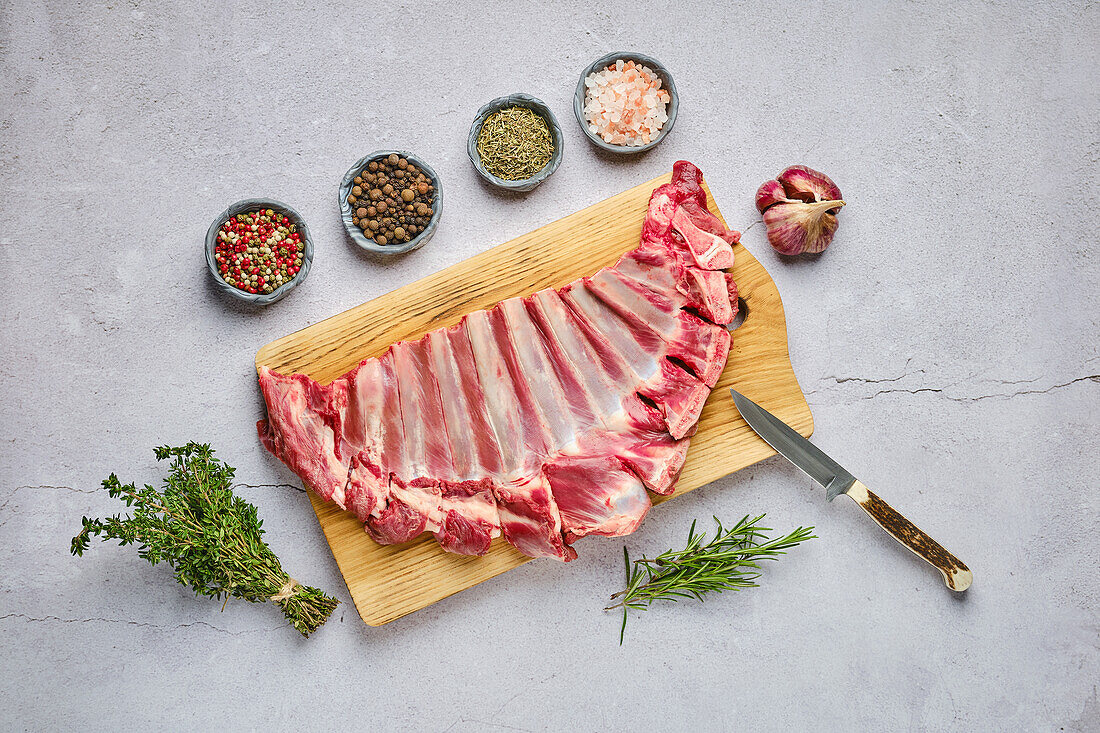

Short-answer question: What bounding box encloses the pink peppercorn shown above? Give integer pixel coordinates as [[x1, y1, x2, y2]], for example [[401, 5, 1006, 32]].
[[214, 209, 304, 294]]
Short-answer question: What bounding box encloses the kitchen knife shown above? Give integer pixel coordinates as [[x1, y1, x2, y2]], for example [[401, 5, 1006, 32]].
[[730, 389, 972, 591]]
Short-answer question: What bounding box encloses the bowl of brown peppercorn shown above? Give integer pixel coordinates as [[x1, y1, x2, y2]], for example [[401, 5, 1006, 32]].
[[340, 151, 442, 255]]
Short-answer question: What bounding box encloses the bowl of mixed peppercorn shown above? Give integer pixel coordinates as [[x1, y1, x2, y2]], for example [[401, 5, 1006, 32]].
[[205, 199, 313, 305], [340, 151, 442, 255]]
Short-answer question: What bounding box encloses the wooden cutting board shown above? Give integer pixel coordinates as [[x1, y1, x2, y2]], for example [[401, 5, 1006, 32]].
[[256, 172, 813, 626]]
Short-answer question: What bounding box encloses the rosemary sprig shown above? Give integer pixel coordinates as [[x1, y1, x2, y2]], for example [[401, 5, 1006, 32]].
[[71, 442, 338, 637], [607, 515, 816, 644]]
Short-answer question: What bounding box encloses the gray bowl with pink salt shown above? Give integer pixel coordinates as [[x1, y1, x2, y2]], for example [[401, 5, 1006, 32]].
[[574, 51, 679, 154]]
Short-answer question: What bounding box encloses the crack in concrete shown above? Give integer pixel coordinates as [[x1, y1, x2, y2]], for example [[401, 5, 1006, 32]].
[[0, 481, 304, 531], [459, 721, 532, 733], [808, 359, 922, 395], [0, 481, 304, 514], [808, 369, 1097, 403], [7, 484, 97, 494], [822, 370, 925, 386], [234, 482, 305, 493], [856, 375, 1099, 402], [988, 376, 1043, 386], [441, 717, 532, 733], [945, 375, 1100, 402], [860, 386, 945, 400], [438, 671, 556, 732], [0, 484, 101, 521], [0, 612, 277, 636]]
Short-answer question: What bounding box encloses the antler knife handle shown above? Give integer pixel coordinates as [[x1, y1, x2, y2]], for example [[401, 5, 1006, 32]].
[[845, 481, 973, 591]]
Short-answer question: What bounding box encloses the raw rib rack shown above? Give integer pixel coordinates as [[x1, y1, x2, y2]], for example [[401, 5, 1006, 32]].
[[257, 161, 741, 561]]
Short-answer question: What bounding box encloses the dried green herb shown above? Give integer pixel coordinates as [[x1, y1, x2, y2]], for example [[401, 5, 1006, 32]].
[[607, 515, 816, 644], [476, 106, 554, 180], [71, 442, 338, 637]]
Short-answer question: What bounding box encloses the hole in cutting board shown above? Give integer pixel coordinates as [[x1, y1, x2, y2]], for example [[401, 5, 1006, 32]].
[[727, 297, 748, 331]]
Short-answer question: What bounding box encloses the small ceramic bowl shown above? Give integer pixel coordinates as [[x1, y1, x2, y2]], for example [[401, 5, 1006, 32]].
[[574, 51, 679, 154], [340, 151, 443, 255], [205, 198, 313, 305], [467, 94, 564, 192]]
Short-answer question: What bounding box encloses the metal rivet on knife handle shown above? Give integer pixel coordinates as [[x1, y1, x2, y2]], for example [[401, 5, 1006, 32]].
[[844, 480, 972, 592]]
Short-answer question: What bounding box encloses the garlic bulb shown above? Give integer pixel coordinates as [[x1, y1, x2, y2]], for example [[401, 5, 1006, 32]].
[[755, 166, 844, 256]]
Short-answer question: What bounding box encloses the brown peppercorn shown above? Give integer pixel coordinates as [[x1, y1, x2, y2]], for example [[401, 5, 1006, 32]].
[[376, 201, 388, 213], [382, 183, 394, 195], [398, 158, 408, 169], [354, 176, 363, 185], [368, 161, 378, 171], [367, 206, 377, 217], [416, 203, 429, 216], [394, 227, 406, 240], [356, 207, 368, 218], [417, 182, 429, 195], [401, 188, 414, 202], [347, 194, 357, 204], [359, 221, 370, 231], [375, 234, 387, 245], [369, 220, 380, 231], [387, 154, 399, 166], [370, 188, 382, 200]]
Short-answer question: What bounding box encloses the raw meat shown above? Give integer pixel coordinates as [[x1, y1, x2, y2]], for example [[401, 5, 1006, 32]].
[[257, 161, 740, 561]]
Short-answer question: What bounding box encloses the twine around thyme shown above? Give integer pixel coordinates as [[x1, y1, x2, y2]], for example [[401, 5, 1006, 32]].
[[270, 578, 300, 603], [476, 106, 554, 180]]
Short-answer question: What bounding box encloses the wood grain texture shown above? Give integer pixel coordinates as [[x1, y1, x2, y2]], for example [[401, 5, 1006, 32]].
[[255, 172, 814, 625]]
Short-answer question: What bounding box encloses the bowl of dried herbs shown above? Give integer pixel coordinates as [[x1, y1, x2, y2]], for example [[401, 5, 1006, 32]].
[[467, 94, 564, 192]]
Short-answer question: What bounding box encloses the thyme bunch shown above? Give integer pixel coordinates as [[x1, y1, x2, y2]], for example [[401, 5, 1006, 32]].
[[607, 515, 815, 644], [71, 442, 338, 637]]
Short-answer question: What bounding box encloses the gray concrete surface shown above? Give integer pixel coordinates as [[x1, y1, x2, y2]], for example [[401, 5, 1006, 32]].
[[1, 1, 1097, 730]]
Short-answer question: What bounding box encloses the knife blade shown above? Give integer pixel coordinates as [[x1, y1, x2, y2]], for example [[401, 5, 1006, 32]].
[[730, 388, 972, 592], [730, 389, 857, 501]]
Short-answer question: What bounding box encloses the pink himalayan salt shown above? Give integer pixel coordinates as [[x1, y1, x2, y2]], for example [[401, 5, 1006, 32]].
[[583, 59, 670, 147]]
